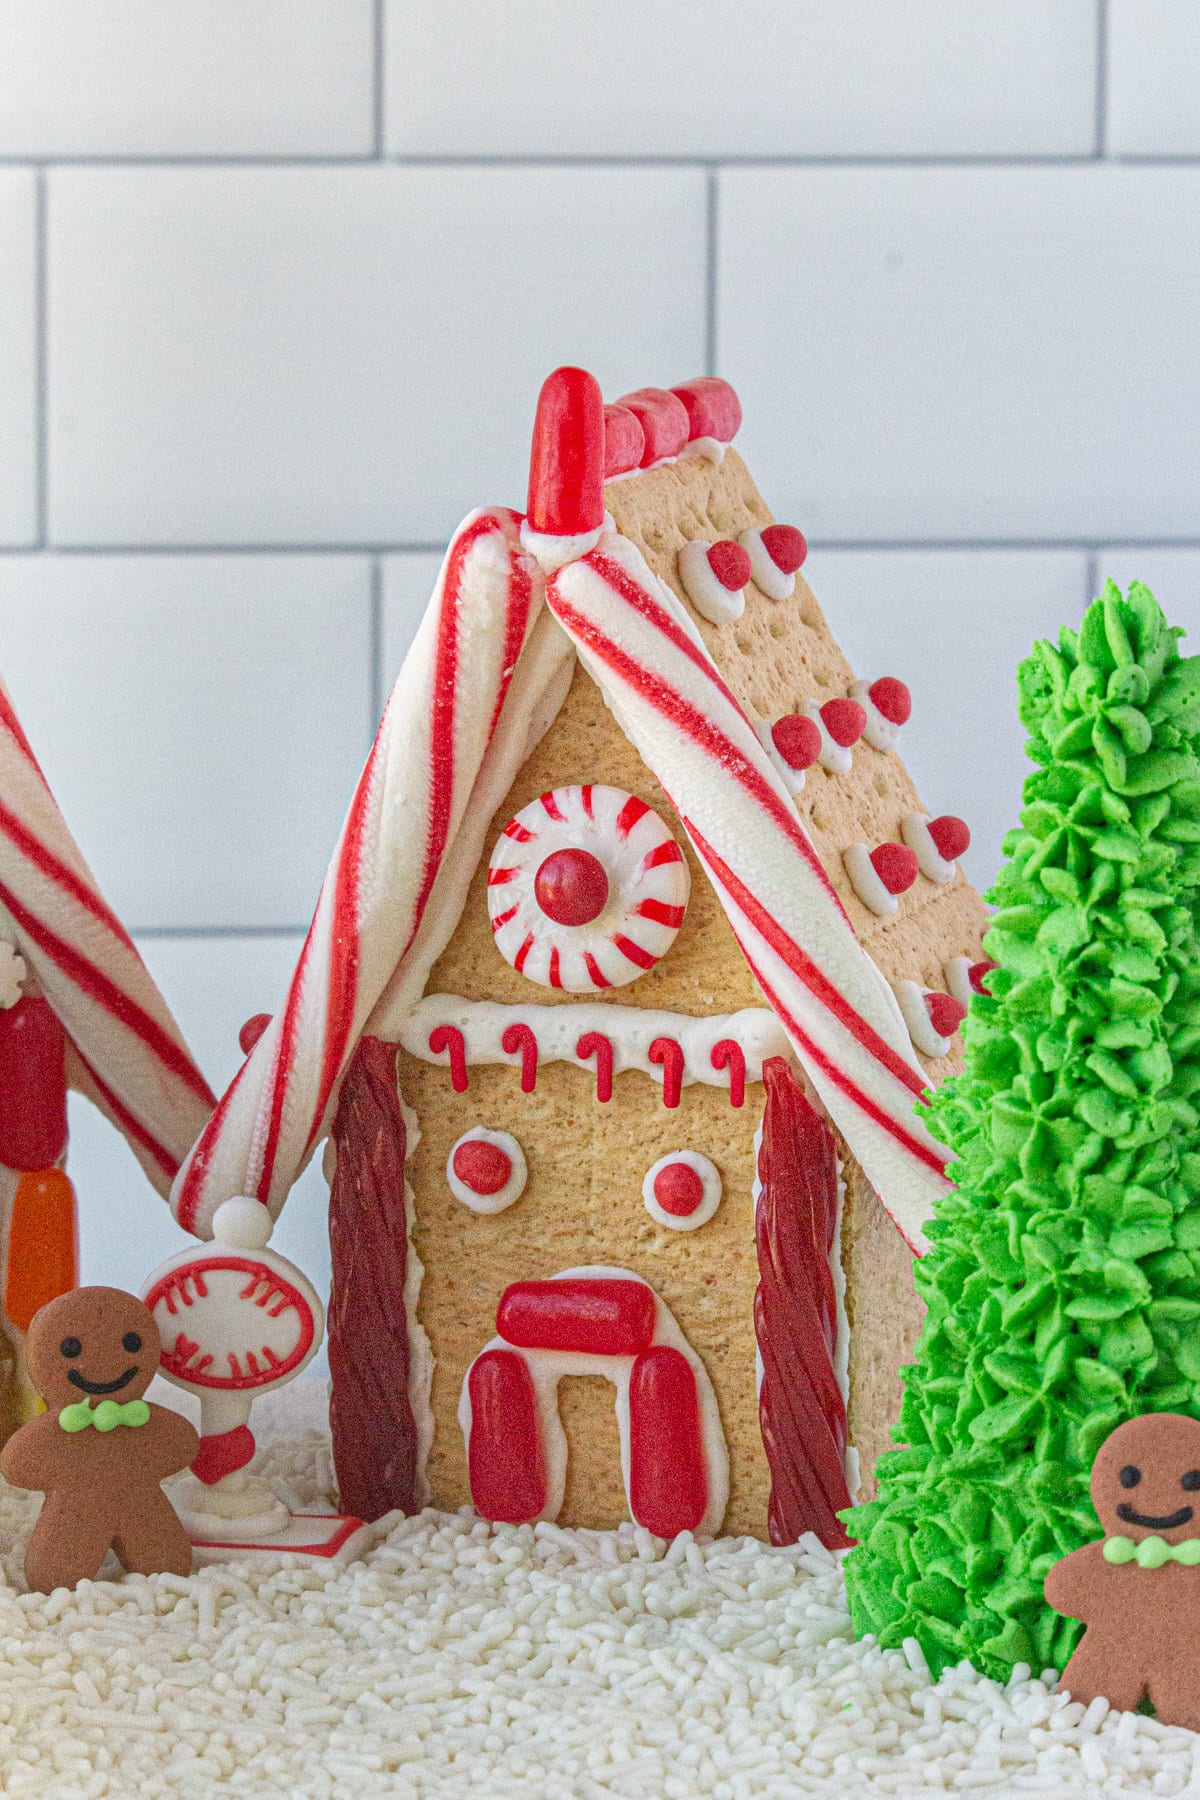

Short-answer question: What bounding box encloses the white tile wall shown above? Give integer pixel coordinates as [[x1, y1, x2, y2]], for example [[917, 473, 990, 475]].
[[3, 1, 1198, 1303], [386, 1, 1098, 159], [1107, 2, 1200, 156]]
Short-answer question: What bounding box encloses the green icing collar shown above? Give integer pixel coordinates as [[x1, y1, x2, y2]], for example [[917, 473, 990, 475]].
[[1103, 1533, 1200, 1567]]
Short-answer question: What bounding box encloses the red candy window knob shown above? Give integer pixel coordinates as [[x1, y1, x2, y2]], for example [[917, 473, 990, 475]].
[[447, 1129, 527, 1215], [642, 1152, 722, 1232]]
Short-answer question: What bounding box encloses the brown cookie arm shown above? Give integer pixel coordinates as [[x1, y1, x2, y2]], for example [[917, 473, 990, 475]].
[[144, 1407, 201, 1479], [1044, 1541, 1105, 1619], [0, 1414, 62, 1492]]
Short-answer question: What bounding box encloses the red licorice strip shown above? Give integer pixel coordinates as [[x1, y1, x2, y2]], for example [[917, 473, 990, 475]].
[[501, 1022, 538, 1093], [467, 1349, 546, 1523], [576, 1030, 614, 1102], [710, 1039, 746, 1108], [192, 1423, 256, 1486], [649, 1036, 684, 1109], [497, 1277, 657, 1355], [428, 1023, 468, 1092], [0, 996, 67, 1170], [328, 1037, 420, 1520], [754, 1056, 852, 1549], [628, 1346, 707, 1536]]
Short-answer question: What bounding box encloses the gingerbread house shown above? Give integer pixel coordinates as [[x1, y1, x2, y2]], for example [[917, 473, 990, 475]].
[[0, 675, 214, 1432], [171, 369, 989, 1546]]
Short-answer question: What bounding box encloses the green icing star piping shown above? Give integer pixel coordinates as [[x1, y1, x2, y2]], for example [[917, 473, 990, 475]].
[[842, 581, 1200, 1682]]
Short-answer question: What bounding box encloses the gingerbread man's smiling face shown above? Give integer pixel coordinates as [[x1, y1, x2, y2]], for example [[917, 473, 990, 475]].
[[1092, 1413, 1200, 1542], [25, 1287, 161, 1411]]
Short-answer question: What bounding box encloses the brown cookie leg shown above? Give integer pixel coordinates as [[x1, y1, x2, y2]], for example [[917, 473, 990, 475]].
[[24, 1497, 115, 1593], [1060, 1629, 1147, 1716], [1146, 1662, 1200, 1734], [111, 1488, 193, 1578]]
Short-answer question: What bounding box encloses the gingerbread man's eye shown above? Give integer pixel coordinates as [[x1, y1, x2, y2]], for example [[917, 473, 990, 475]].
[[1182, 1470, 1200, 1492], [121, 1332, 142, 1353], [1119, 1464, 1142, 1488], [59, 1337, 82, 1359]]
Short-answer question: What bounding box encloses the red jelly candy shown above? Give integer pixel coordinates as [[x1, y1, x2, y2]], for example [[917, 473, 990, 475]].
[[526, 366, 605, 537], [616, 388, 690, 467], [534, 848, 610, 926], [927, 815, 971, 862], [452, 1139, 513, 1197], [868, 676, 912, 725], [0, 997, 67, 1170], [467, 1349, 546, 1523], [628, 1346, 707, 1536], [497, 1278, 657, 1355], [761, 524, 807, 574], [869, 843, 919, 895], [925, 992, 968, 1038], [653, 1162, 705, 1216], [669, 377, 742, 445], [706, 541, 752, 591], [602, 403, 645, 478], [770, 714, 822, 771], [819, 698, 867, 748]]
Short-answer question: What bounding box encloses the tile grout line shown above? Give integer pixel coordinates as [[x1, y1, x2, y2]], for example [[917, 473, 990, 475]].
[[33, 168, 47, 548], [133, 923, 307, 941], [372, 0, 385, 159], [6, 151, 1200, 171], [1085, 550, 1100, 608], [1095, 0, 1109, 159], [704, 167, 718, 377]]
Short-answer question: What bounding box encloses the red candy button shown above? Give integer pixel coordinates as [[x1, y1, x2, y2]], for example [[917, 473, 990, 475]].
[[652, 1161, 705, 1217], [706, 541, 752, 591], [868, 676, 912, 726], [761, 524, 807, 574], [452, 1139, 513, 1197], [870, 844, 919, 895], [927, 815, 971, 862], [820, 698, 867, 748], [534, 847, 610, 926], [770, 714, 823, 772], [925, 993, 967, 1038]]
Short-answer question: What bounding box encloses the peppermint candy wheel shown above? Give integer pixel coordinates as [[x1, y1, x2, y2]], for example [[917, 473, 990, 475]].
[[488, 785, 690, 991]]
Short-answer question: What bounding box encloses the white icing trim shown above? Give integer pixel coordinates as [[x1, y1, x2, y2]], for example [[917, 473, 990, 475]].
[[842, 843, 898, 916], [446, 1127, 527, 1215], [902, 812, 957, 885], [892, 979, 952, 1059], [830, 1159, 858, 1505], [459, 1264, 729, 1537], [738, 527, 795, 601], [849, 680, 900, 754], [642, 1151, 721, 1231], [519, 518, 603, 574], [399, 995, 791, 1092], [754, 719, 805, 796], [399, 1093, 434, 1507], [944, 955, 974, 1011], [677, 540, 745, 625], [677, 436, 726, 466], [801, 698, 852, 775]]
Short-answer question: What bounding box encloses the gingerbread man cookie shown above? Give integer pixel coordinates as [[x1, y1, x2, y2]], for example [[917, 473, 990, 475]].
[[1045, 1413, 1200, 1729], [0, 1287, 199, 1592]]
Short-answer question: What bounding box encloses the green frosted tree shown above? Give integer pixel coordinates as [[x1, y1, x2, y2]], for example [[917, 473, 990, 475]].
[[843, 580, 1200, 1681]]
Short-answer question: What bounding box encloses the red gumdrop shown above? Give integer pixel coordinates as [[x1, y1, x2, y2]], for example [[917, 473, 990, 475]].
[[925, 992, 967, 1038], [820, 698, 867, 748], [770, 713, 822, 771], [927, 815, 971, 862], [453, 1138, 513, 1197], [0, 997, 67, 1170], [616, 387, 690, 467], [603, 403, 645, 478], [761, 524, 807, 574], [669, 377, 742, 444], [969, 959, 998, 993], [239, 1012, 271, 1054], [705, 540, 752, 591], [497, 1278, 657, 1355], [534, 847, 610, 926], [653, 1161, 705, 1216], [868, 676, 912, 726], [869, 843, 919, 895], [526, 366, 605, 537]]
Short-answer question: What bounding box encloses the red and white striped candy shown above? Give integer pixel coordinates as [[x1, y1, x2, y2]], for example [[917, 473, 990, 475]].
[[0, 677, 214, 1195], [172, 508, 544, 1235], [545, 536, 952, 1251]]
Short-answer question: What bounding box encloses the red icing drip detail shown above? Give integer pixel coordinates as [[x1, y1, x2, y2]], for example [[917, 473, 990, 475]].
[[628, 1346, 707, 1535], [612, 932, 658, 971], [642, 838, 684, 871], [648, 1036, 684, 1109], [497, 1278, 657, 1356], [191, 1423, 256, 1485], [540, 790, 566, 823], [501, 1022, 538, 1093], [616, 387, 690, 467], [147, 1256, 314, 1388], [652, 1161, 704, 1216], [602, 403, 645, 478], [467, 1349, 546, 1523], [770, 714, 822, 772], [581, 952, 612, 990], [534, 847, 609, 926], [548, 946, 562, 989], [490, 904, 518, 932], [512, 935, 534, 974], [615, 794, 651, 839], [754, 1057, 852, 1549], [760, 524, 807, 574], [238, 1012, 271, 1055], [819, 698, 867, 748], [926, 814, 971, 862], [634, 897, 685, 928], [0, 996, 67, 1170], [869, 843, 919, 895], [669, 376, 742, 445], [969, 958, 998, 993], [706, 541, 752, 591], [526, 366, 604, 537], [581, 784, 594, 818], [577, 1031, 614, 1102], [452, 1137, 512, 1196], [868, 676, 911, 726], [504, 818, 535, 843], [329, 1039, 420, 1520], [925, 992, 967, 1038], [710, 1039, 746, 1108], [428, 1024, 468, 1092], [487, 865, 519, 886]]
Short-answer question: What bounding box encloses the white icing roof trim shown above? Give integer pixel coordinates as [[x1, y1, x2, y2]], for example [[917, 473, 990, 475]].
[[902, 813, 957, 885], [738, 527, 794, 601], [850, 680, 901, 754], [893, 980, 953, 1059], [944, 955, 974, 1011], [843, 844, 898, 916], [677, 540, 745, 625], [801, 699, 852, 775], [754, 719, 805, 796]]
